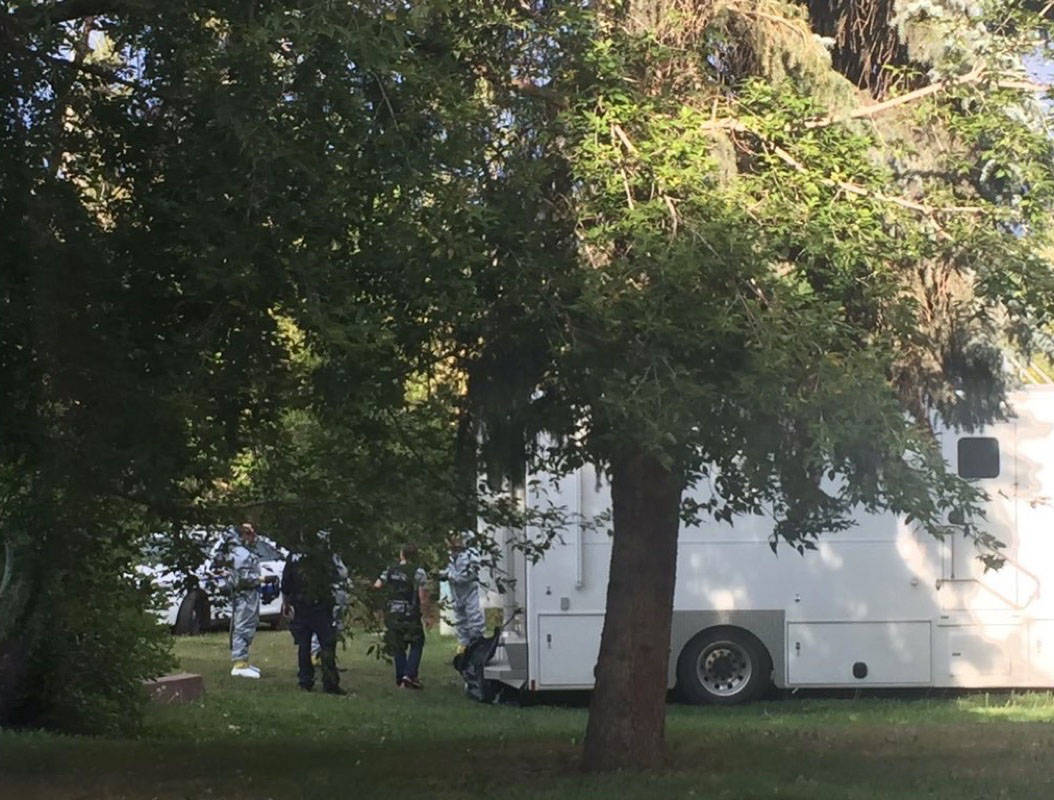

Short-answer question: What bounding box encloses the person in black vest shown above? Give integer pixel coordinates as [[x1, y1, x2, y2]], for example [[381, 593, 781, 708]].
[[281, 531, 348, 695], [373, 543, 431, 689]]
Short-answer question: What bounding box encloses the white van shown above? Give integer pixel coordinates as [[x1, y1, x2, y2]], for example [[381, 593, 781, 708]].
[[485, 387, 1054, 703]]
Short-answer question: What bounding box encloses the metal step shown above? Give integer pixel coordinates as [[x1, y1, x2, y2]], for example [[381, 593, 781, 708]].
[[484, 632, 528, 687]]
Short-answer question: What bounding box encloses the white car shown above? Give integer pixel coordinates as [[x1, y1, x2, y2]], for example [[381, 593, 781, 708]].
[[140, 530, 288, 635]]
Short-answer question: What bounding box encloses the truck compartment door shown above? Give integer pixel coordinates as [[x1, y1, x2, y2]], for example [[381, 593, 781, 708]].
[[537, 614, 604, 687], [788, 622, 931, 685]]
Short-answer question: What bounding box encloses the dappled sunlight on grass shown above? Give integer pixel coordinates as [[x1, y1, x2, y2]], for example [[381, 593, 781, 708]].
[[5, 632, 1054, 798], [960, 692, 1054, 722]]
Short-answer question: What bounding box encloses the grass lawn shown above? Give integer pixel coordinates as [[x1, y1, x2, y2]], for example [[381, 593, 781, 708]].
[[4, 630, 1054, 798]]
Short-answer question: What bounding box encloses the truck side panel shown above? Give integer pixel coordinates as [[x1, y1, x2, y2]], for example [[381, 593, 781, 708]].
[[520, 388, 1054, 694]]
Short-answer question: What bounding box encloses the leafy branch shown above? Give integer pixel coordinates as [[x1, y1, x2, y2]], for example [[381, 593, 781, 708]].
[[701, 66, 1050, 135], [12, 0, 136, 28]]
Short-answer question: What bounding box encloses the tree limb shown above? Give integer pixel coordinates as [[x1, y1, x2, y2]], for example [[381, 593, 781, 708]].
[[702, 67, 1050, 135], [49, 54, 141, 90], [807, 70, 1050, 128], [612, 123, 638, 155], [509, 77, 568, 108], [802, 67, 987, 128], [767, 142, 986, 222], [14, 0, 135, 27]]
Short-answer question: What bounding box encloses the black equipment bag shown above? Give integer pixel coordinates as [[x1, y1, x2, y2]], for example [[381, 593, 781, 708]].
[[453, 626, 503, 703]]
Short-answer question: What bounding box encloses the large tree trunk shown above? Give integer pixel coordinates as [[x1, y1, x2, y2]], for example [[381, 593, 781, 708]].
[[581, 447, 683, 771], [0, 538, 47, 726], [454, 398, 480, 533], [803, 0, 913, 96]]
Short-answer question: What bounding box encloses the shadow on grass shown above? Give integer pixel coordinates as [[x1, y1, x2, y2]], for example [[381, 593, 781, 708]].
[[7, 632, 1054, 799], [8, 716, 1054, 800]]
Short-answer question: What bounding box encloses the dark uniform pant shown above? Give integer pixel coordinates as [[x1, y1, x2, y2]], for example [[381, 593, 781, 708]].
[[384, 615, 424, 684], [290, 604, 339, 691]]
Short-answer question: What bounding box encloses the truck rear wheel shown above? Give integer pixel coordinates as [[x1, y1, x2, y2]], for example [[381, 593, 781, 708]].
[[677, 627, 770, 705]]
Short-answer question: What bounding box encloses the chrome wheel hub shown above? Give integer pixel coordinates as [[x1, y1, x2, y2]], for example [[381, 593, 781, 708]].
[[697, 641, 752, 697]]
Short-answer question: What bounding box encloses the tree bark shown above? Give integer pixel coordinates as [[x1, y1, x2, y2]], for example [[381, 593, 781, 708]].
[[454, 398, 479, 533], [581, 447, 683, 771]]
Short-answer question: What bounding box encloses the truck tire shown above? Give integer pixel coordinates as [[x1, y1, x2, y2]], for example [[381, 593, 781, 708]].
[[174, 589, 210, 635], [677, 627, 771, 705]]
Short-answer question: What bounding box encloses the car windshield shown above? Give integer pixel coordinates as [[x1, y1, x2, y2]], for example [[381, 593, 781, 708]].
[[254, 539, 283, 561]]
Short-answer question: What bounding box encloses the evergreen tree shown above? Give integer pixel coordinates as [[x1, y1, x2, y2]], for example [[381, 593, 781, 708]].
[[434, 0, 1054, 769]]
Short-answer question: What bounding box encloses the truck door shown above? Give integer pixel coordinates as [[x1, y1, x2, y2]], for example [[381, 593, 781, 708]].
[[939, 425, 1030, 612], [935, 422, 1032, 685], [1007, 390, 1054, 685]]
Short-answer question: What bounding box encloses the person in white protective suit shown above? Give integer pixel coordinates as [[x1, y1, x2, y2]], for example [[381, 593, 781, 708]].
[[440, 533, 485, 652], [227, 522, 277, 678]]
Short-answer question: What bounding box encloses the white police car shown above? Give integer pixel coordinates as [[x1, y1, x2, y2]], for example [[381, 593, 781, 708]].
[[140, 529, 288, 634]]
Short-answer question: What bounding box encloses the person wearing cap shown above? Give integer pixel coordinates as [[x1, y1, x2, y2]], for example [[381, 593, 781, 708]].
[[228, 522, 277, 678]]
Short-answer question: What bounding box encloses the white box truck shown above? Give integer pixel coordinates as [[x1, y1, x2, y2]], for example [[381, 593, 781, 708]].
[[484, 387, 1054, 703]]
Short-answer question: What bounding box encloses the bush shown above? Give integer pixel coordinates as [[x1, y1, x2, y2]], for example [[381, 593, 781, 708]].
[[1, 516, 174, 736]]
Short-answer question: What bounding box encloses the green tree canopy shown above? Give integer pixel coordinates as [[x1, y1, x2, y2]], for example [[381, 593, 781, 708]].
[[4, 2, 1054, 762], [0, 0, 479, 729], [420, 0, 1054, 770]]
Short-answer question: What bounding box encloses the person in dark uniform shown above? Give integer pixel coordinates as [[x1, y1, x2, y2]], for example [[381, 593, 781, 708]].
[[373, 543, 431, 688], [281, 532, 348, 695]]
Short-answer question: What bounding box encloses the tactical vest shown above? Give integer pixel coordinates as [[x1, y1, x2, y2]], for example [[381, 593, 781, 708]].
[[286, 550, 338, 607], [383, 563, 421, 620]]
